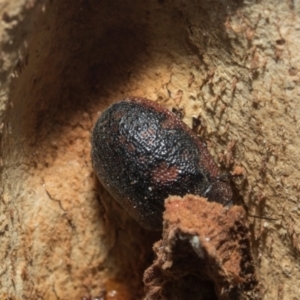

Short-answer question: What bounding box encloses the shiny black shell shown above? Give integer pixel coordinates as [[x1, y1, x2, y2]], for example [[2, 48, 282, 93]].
[[91, 97, 232, 230]]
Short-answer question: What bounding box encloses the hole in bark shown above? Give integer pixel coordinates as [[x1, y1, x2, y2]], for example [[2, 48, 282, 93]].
[[2, 0, 248, 299]]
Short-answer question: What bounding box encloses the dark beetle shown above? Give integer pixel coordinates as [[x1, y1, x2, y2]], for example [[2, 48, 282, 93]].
[[91, 97, 232, 230]]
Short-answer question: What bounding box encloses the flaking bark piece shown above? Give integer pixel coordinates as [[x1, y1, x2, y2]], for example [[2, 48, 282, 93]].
[[143, 195, 261, 300]]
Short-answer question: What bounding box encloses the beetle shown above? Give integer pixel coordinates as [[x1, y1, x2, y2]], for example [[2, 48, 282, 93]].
[[91, 97, 232, 230]]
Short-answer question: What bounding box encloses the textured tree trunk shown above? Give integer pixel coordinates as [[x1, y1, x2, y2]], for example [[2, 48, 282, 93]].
[[0, 0, 299, 299]]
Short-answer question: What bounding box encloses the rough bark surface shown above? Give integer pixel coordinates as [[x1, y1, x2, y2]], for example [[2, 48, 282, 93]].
[[144, 195, 260, 300], [0, 0, 300, 299]]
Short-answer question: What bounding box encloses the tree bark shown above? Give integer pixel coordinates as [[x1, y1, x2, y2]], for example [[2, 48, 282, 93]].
[[0, 0, 299, 299]]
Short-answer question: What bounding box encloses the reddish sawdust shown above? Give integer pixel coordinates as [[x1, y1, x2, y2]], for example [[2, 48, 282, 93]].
[[144, 195, 261, 300]]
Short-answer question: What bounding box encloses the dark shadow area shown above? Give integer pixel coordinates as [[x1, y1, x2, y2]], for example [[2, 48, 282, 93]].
[[95, 179, 161, 300], [162, 238, 218, 300]]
